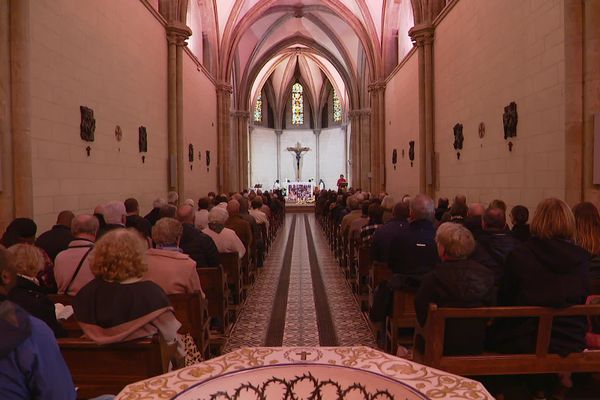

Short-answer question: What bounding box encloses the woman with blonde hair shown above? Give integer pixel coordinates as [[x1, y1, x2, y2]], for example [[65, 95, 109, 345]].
[[73, 229, 185, 363], [492, 198, 590, 356], [7, 244, 66, 337], [573, 202, 600, 281]]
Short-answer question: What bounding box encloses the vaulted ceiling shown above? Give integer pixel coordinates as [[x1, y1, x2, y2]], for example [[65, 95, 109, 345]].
[[183, 0, 445, 116]]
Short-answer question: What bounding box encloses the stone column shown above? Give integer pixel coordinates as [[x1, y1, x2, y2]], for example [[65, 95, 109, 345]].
[[348, 111, 361, 188], [410, 24, 435, 196], [313, 129, 321, 184], [0, 0, 14, 229], [216, 82, 233, 192], [359, 110, 372, 192], [166, 22, 191, 195], [231, 110, 250, 190], [10, 0, 33, 217], [368, 81, 386, 193], [341, 124, 348, 179], [583, 0, 600, 203], [275, 129, 283, 182], [248, 125, 254, 185]]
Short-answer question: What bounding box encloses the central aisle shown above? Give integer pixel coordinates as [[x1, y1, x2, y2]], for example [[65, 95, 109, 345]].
[[224, 213, 376, 352]]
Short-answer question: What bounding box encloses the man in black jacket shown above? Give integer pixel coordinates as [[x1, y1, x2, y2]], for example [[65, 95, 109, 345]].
[[470, 207, 518, 283], [176, 205, 219, 268], [35, 211, 75, 262]]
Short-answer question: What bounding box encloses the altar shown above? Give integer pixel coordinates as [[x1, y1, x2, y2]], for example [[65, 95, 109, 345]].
[[286, 182, 313, 202], [116, 346, 493, 399]]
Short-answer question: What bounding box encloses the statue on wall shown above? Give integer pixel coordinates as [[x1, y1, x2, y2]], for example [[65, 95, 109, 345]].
[[286, 142, 311, 181], [80, 106, 95, 142], [409, 141, 415, 167], [453, 123, 464, 160], [206, 150, 210, 172], [503, 102, 518, 139], [139, 126, 148, 153], [188, 144, 194, 162], [392, 149, 398, 170]]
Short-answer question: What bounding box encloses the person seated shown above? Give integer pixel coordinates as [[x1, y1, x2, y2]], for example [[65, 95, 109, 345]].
[[202, 208, 246, 259], [510, 205, 531, 242], [144, 198, 167, 226], [1, 218, 56, 292], [7, 244, 66, 337], [449, 201, 468, 225], [489, 199, 507, 213], [35, 210, 75, 262], [371, 201, 410, 263], [387, 194, 439, 289], [573, 202, 600, 282], [470, 207, 518, 283], [260, 195, 272, 218], [125, 197, 151, 239], [464, 203, 486, 239], [97, 201, 127, 239], [175, 205, 219, 268], [415, 222, 495, 355], [435, 197, 449, 221], [381, 195, 395, 224], [237, 196, 263, 267], [0, 246, 77, 399], [167, 191, 179, 206], [225, 200, 252, 253], [349, 201, 370, 247], [54, 214, 98, 295], [340, 196, 362, 242], [144, 218, 203, 295], [73, 229, 184, 360], [159, 204, 178, 219], [195, 197, 211, 230], [360, 203, 384, 246], [249, 197, 269, 230], [490, 198, 590, 356]]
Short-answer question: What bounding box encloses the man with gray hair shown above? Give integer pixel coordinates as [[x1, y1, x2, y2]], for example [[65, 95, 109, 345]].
[[202, 207, 246, 259], [340, 195, 362, 241], [387, 194, 438, 285], [144, 197, 167, 226], [97, 201, 126, 239], [167, 191, 179, 206], [54, 214, 99, 295]]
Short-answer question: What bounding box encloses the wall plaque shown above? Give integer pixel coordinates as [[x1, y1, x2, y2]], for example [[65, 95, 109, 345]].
[[80, 106, 95, 142]]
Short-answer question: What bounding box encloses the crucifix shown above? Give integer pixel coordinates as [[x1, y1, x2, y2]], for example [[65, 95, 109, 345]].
[[296, 351, 312, 361], [286, 142, 310, 181]]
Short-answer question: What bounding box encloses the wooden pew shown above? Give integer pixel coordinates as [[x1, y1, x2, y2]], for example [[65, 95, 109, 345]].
[[413, 304, 600, 376], [385, 290, 417, 354], [367, 261, 393, 311], [218, 252, 244, 316], [354, 245, 371, 310], [167, 292, 211, 360], [197, 266, 230, 337], [58, 336, 169, 399]]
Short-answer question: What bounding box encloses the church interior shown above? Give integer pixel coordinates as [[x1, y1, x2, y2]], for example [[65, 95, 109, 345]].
[[1, 0, 600, 399]]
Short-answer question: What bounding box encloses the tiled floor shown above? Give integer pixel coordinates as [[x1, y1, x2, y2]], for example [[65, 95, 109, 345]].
[[224, 213, 376, 352]]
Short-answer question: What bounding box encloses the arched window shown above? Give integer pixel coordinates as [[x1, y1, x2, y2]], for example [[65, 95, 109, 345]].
[[254, 94, 262, 122], [291, 83, 304, 125], [333, 90, 342, 122]]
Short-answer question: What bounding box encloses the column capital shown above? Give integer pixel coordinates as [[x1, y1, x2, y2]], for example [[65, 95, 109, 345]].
[[274, 129, 283, 136], [368, 81, 386, 93], [230, 110, 250, 119], [166, 22, 192, 46], [348, 109, 371, 118], [216, 81, 233, 94], [313, 129, 321, 136], [409, 24, 435, 46]]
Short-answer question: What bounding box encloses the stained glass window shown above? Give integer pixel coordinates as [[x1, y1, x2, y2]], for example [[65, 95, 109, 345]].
[[254, 94, 262, 122], [292, 83, 304, 125], [333, 90, 342, 122]]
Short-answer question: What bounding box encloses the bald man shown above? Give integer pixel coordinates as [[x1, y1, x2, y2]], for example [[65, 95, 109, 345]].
[[54, 214, 99, 295], [464, 203, 486, 239], [176, 205, 219, 268], [35, 210, 75, 262], [225, 200, 252, 252]]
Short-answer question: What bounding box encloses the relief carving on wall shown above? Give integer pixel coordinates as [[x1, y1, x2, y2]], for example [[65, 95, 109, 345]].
[[408, 141, 415, 167], [139, 126, 147, 163], [392, 149, 398, 170], [189, 144, 194, 170], [503, 102, 518, 139], [206, 150, 211, 172], [80, 106, 95, 142], [453, 123, 464, 160]]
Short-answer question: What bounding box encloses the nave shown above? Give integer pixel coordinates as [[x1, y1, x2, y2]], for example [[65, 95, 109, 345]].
[[224, 213, 375, 351]]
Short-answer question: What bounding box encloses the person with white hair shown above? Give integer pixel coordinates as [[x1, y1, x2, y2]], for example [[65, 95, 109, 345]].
[[98, 201, 126, 239], [202, 208, 246, 259], [381, 195, 395, 224], [167, 191, 179, 206], [183, 199, 195, 208]]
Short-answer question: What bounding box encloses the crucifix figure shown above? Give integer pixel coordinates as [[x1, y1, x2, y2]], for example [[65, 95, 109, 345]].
[[286, 142, 310, 181]]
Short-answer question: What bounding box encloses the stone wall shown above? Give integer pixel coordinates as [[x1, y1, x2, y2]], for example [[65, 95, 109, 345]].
[[384, 50, 419, 200], [434, 0, 566, 211], [250, 127, 277, 189], [29, 0, 169, 230], [183, 52, 217, 201]]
